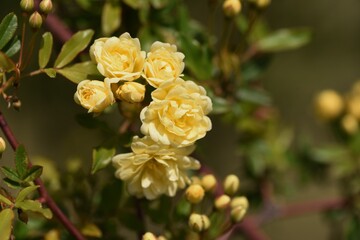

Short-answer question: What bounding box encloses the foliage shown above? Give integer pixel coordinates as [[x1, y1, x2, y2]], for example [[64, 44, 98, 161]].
[[0, 0, 357, 239]]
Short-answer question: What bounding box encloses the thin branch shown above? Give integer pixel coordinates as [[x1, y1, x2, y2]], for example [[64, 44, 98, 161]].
[[0, 110, 86, 240]]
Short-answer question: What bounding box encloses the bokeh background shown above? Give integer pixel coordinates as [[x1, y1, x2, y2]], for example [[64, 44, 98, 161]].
[[1, 0, 360, 239]]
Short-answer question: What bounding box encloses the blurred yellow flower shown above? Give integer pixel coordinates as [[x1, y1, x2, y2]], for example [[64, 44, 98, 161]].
[[90, 33, 145, 81], [74, 79, 114, 113], [143, 41, 185, 88], [314, 89, 343, 120], [112, 136, 200, 200], [140, 78, 212, 147]]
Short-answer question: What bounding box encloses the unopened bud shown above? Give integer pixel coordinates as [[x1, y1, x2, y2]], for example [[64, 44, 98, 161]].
[[44, 229, 60, 240], [201, 174, 217, 191], [188, 213, 210, 232], [223, 174, 240, 195], [39, 0, 53, 14], [255, 0, 271, 8], [0, 137, 6, 153], [142, 232, 157, 240], [223, 0, 241, 17], [191, 176, 201, 185], [185, 184, 205, 204], [116, 82, 145, 103], [341, 114, 358, 135], [231, 205, 247, 222], [29, 11, 43, 29], [214, 194, 231, 210], [230, 196, 249, 209], [158, 236, 167, 240], [314, 90, 343, 121], [12, 99, 22, 111], [347, 95, 360, 120], [20, 0, 34, 12]]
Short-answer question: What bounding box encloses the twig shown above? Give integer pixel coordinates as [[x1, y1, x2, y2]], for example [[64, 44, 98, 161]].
[[0, 110, 86, 240], [229, 196, 346, 240]]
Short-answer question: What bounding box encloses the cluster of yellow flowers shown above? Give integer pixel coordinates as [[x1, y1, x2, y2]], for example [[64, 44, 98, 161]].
[[314, 81, 360, 135], [74, 33, 212, 199]]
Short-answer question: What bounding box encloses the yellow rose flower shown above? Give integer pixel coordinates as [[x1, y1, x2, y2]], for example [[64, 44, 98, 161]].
[[90, 33, 145, 81], [74, 79, 114, 113], [115, 82, 146, 103], [112, 136, 200, 200], [143, 41, 185, 88], [140, 78, 212, 147]]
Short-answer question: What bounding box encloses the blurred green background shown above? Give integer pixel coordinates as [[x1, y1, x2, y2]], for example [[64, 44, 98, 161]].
[[1, 0, 360, 239]]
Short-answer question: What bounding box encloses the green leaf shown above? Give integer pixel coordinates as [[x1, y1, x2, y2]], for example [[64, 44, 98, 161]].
[[15, 145, 28, 179], [54, 29, 94, 68], [102, 0, 121, 36], [15, 185, 39, 204], [1, 166, 21, 182], [92, 147, 116, 174], [257, 28, 311, 52], [178, 35, 213, 80], [347, 216, 360, 240], [4, 38, 20, 57], [207, 90, 230, 114], [23, 165, 43, 182], [15, 200, 52, 219], [0, 209, 14, 240], [38, 32, 53, 69], [0, 13, 18, 50], [43, 68, 57, 78], [3, 178, 21, 189], [123, 0, 144, 9], [81, 223, 103, 238], [0, 194, 12, 206], [0, 51, 15, 71], [57, 61, 99, 84], [150, 0, 169, 8], [236, 88, 271, 105]]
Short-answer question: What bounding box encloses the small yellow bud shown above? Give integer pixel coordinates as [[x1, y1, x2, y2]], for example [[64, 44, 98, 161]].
[[223, 174, 240, 195], [351, 81, 360, 95], [231, 205, 247, 222], [116, 82, 145, 103], [223, 0, 241, 17], [341, 114, 358, 134], [12, 99, 21, 111], [214, 194, 231, 210], [201, 174, 217, 191], [255, 0, 271, 8], [158, 236, 167, 240], [20, 0, 34, 12], [39, 0, 53, 14], [44, 229, 60, 240], [230, 196, 249, 209], [0, 137, 6, 153], [347, 95, 360, 120], [314, 90, 344, 121], [185, 184, 205, 204], [188, 213, 210, 232], [142, 232, 157, 240], [191, 176, 202, 185], [29, 11, 43, 29]]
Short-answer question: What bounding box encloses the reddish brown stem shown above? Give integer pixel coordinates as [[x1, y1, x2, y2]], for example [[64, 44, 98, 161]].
[[0, 110, 86, 240], [228, 197, 346, 240]]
